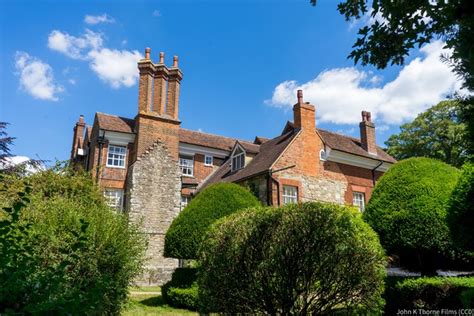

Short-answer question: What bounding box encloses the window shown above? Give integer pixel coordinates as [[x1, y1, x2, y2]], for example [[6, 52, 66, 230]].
[[231, 147, 245, 172], [181, 195, 191, 209], [353, 192, 365, 212], [204, 155, 213, 166], [179, 156, 194, 176], [283, 185, 298, 205], [107, 145, 126, 168], [104, 189, 124, 211]]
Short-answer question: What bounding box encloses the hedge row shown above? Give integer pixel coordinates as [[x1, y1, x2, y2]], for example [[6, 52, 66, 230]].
[[385, 276, 474, 313]]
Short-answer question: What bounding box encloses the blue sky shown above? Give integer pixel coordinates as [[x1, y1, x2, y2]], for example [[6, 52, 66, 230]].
[[0, 0, 462, 163]]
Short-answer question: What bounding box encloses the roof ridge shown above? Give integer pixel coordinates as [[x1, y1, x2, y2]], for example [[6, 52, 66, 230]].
[[180, 128, 256, 146]]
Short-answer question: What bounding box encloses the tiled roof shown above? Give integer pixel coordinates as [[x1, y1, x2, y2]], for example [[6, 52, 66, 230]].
[[96, 112, 135, 133], [179, 129, 259, 154], [94, 112, 258, 153], [254, 136, 270, 144], [202, 129, 299, 187], [316, 128, 396, 163]]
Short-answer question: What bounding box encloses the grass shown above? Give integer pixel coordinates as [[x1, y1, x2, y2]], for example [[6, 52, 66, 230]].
[[123, 286, 197, 316], [129, 285, 162, 293]]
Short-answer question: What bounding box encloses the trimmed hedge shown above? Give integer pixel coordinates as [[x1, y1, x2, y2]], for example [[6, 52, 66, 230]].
[[164, 183, 260, 259], [363, 157, 460, 273], [448, 163, 474, 252], [162, 268, 198, 310], [385, 276, 474, 312], [198, 202, 386, 314]]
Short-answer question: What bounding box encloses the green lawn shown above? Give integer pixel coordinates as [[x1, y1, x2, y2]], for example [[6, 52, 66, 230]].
[[123, 287, 197, 316]]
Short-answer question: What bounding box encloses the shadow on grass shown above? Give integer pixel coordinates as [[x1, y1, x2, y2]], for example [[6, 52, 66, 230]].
[[138, 295, 166, 307]]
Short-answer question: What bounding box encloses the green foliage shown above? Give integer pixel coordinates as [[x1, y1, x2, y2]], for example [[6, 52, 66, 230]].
[[162, 268, 198, 310], [164, 183, 260, 259], [198, 202, 386, 315], [335, 1, 474, 91], [364, 157, 460, 274], [0, 166, 146, 314], [448, 163, 474, 252], [385, 276, 474, 312], [386, 100, 469, 167]]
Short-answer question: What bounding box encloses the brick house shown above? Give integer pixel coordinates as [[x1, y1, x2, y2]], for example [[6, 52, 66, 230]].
[[70, 48, 396, 284]]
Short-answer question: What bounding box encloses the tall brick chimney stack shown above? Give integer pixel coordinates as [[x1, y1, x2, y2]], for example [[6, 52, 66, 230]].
[[359, 111, 377, 155], [134, 48, 183, 161], [70, 115, 86, 161], [293, 90, 316, 132], [152, 52, 168, 115], [166, 56, 183, 119], [137, 48, 154, 113]]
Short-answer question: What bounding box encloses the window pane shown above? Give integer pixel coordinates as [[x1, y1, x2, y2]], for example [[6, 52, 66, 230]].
[[107, 145, 126, 168], [282, 185, 298, 205]]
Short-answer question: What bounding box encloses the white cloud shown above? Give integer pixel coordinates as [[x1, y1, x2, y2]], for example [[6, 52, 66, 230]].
[[84, 14, 115, 25], [153, 10, 161, 17], [48, 29, 142, 88], [14, 52, 64, 101], [47, 29, 103, 59], [0, 156, 44, 174], [266, 41, 465, 125], [88, 48, 142, 88]]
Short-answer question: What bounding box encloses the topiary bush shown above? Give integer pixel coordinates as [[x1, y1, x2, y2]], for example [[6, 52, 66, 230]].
[[198, 202, 387, 315], [384, 276, 474, 313], [162, 268, 198, 310], [448, 163, 474, 253], [0, 166, 146, 314], [164, 183, 260, 259], [363, 157, 460, 274]]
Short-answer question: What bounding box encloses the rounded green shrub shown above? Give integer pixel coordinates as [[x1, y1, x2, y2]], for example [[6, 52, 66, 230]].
[[198, 202, 386, 314], [364, 157, 460, 274], [448, 163, 474, 253], [164, 183, 260, 259], [0, 167, 146, 314], [162, 268, 198, 310]]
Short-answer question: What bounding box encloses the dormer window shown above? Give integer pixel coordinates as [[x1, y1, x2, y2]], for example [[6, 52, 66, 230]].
[[231, 146, 245, 172]]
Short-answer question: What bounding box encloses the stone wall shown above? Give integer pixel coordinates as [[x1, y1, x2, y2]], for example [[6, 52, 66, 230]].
[[126, 140, 181, 285], [277, 172, 347, 205]]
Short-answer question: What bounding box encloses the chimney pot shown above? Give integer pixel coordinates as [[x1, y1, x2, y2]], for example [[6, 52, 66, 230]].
[[159, 52, 164, 64], [173, 55, 178, 68], [360, 110, 376, 155], [79, 115, 85, 124], [297, 90, 303, 103], [145, 47, 151, 60]]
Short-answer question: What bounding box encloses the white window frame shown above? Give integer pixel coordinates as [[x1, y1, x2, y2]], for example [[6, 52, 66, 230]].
[[181, 195, 191, 209], [353, 192, 365, 212], [282, 185, 298, 205], [179, 156, 194, 176], [104, 189, 124, 211], [204, 155, 213, 166], [106, 144, 127, 169]]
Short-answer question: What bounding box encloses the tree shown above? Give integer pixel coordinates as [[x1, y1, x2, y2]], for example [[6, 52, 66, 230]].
[[363, 157, 460, 275], [164, 183, 260, 259], [0, 166, 146, 314], [0, 122, 14, 164], [198, 202, 386, 314], [0, 122, 43, 175], [332, 0, 474, 91], [315, 0, 474, 159], [385, 100, 468, 167], [447, 163, 474, 253]]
